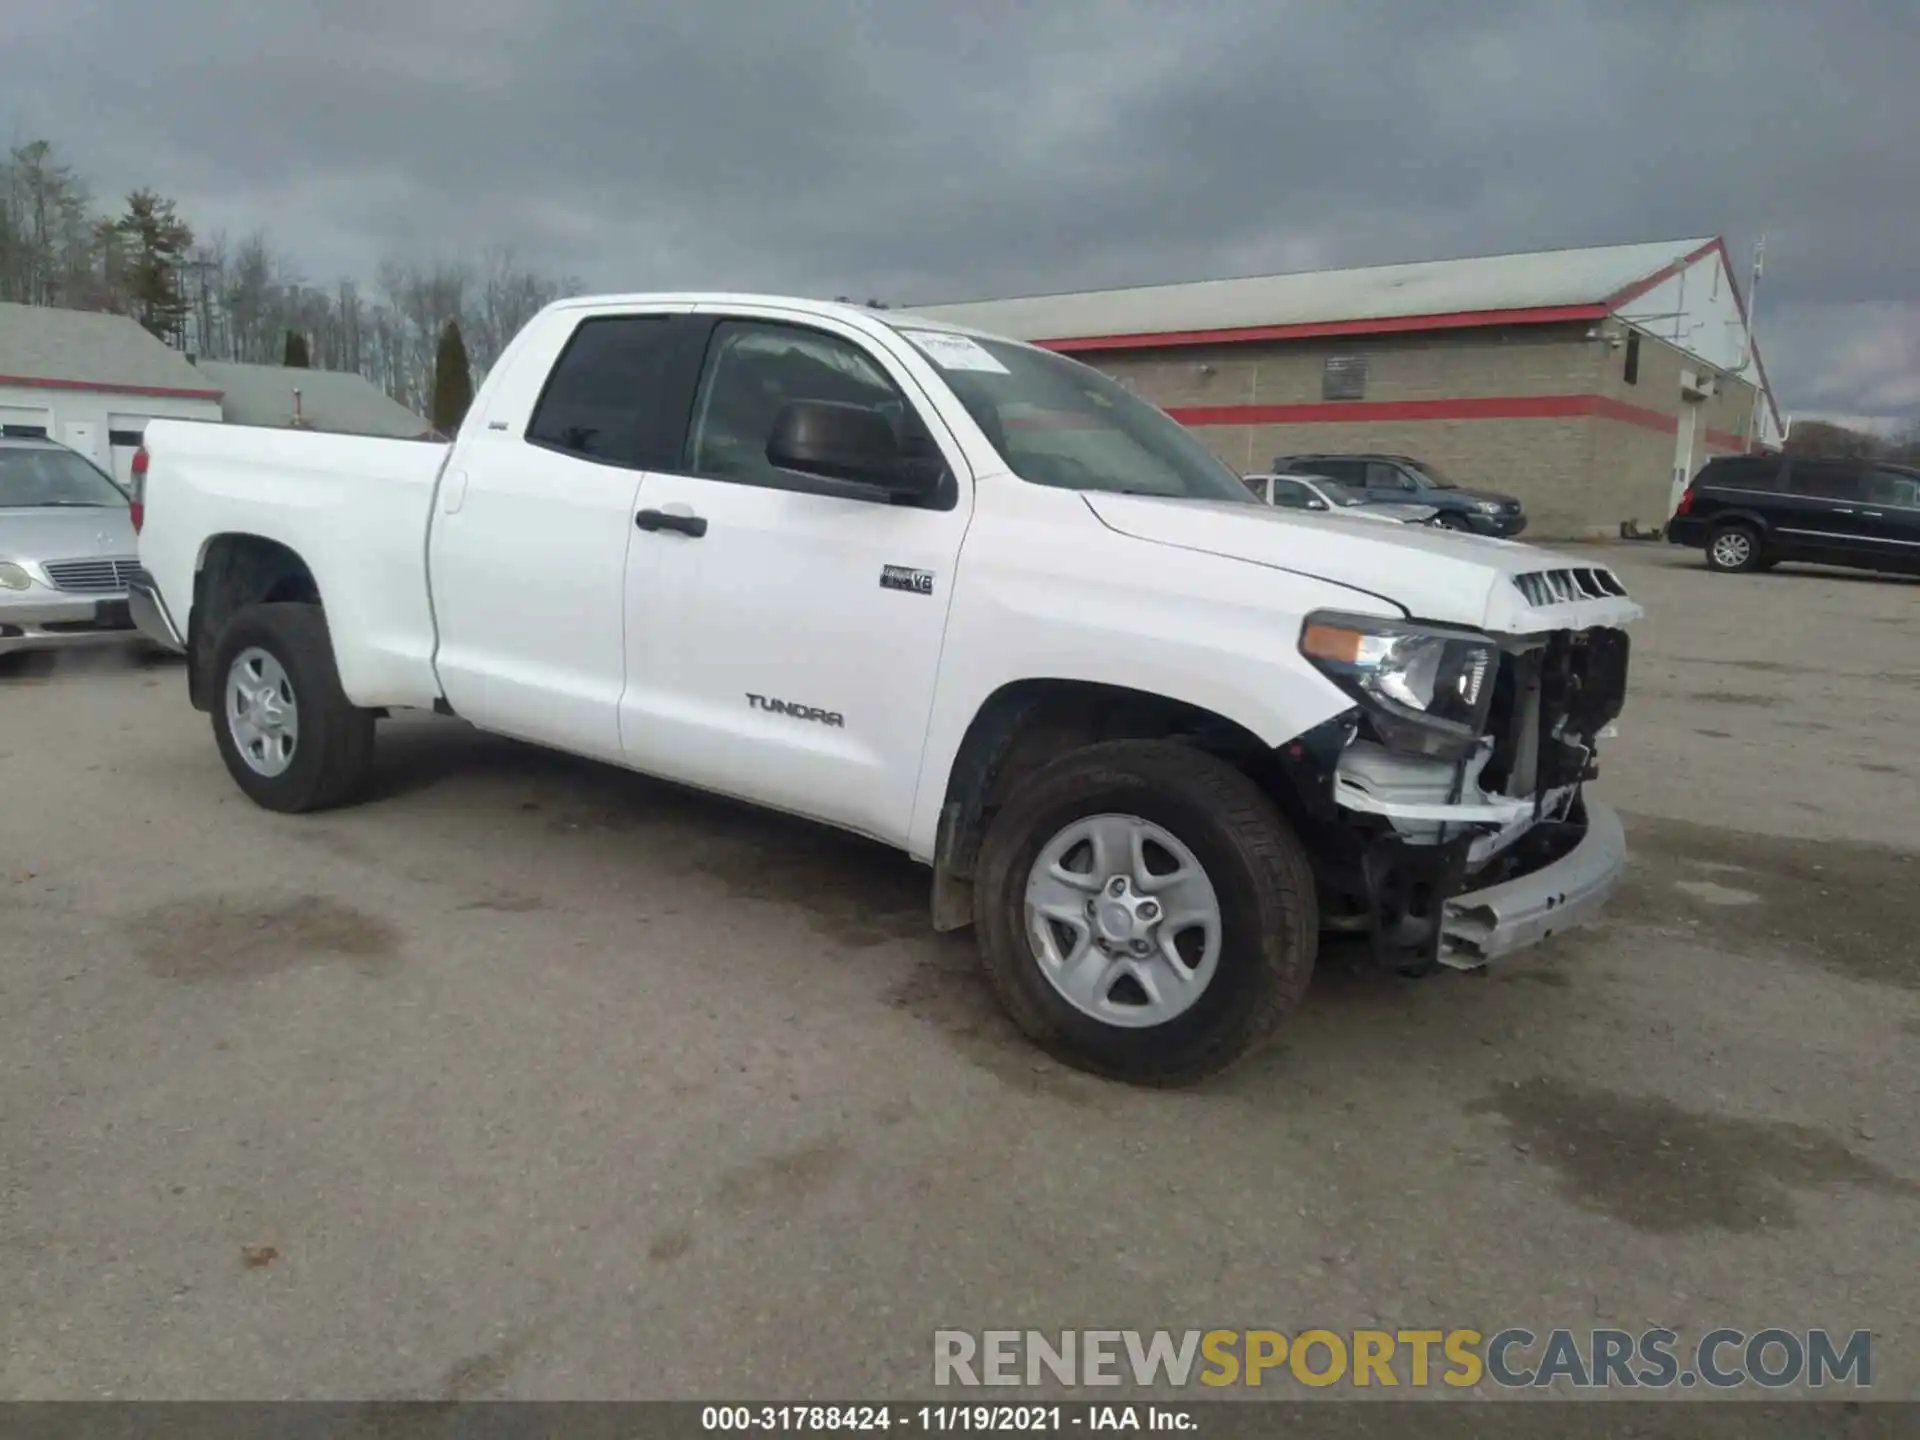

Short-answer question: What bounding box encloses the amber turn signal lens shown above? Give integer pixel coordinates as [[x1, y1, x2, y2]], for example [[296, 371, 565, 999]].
[[1300, 623, 1365, 664]]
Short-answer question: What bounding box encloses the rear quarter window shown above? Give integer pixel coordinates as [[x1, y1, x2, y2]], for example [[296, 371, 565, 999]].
[[1699, 457, 1782, 491]]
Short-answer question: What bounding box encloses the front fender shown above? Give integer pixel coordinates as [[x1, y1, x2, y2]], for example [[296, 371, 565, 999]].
[[903, 497, 1394, 862]]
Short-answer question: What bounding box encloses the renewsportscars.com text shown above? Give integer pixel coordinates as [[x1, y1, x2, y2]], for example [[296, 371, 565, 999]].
[[933, 1327, 1873, 1391]]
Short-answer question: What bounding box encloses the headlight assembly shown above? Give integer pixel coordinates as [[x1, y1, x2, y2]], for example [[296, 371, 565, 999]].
[[1475, 500, 1503, 514], [0, 562, 34, 591], [1300, 611, 1497, 756]]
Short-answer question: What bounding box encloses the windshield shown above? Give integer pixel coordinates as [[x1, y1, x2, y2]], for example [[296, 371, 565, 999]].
[[894, 329, 1257, 503], [0, 447, 129, 509], [1409, 459, 1458, 489]]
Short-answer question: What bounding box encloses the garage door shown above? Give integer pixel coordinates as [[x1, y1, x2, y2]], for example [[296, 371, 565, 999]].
[[0, 403, 54, 439]]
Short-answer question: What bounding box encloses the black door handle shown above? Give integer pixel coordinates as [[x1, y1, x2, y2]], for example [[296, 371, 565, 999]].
[[635, 508, 707, 537]]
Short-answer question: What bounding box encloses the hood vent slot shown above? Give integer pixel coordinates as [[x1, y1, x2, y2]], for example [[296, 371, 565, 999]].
[[1512, 567, 1628, 607]]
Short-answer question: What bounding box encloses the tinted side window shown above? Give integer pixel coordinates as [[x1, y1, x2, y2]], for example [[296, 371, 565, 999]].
[[526, 315, 678, 467], [1367, 461, 1415, 490], [1865, 468, 1920, 507], [685, 320, 910, 490], [1312, 459, 1364, 485], [1700, 457, 1781, 491], [1783, 460, 1864, 501], [1270, 479, 1312, 508]]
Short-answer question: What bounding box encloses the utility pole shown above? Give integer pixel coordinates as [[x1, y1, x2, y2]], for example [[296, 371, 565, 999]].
[[1742, 231, 1767, 450]]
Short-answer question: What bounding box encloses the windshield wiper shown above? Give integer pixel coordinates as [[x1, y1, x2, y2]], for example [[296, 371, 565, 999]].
[[25, 501, 114, 508]]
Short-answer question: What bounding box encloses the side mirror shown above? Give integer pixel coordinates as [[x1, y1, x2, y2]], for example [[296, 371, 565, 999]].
[[1306, 498, 1329, 511], [767, 399, 934, 497]]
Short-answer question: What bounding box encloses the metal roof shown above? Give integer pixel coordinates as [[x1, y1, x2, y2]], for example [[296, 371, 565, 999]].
[[905, 238, 1720, 345], [194, 361, 435, 439], [0, 302, 222, 397]]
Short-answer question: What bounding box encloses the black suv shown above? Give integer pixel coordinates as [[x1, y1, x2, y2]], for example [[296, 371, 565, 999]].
[[1668, 453, 1920, 576], [1271, 453, 1526, 536]]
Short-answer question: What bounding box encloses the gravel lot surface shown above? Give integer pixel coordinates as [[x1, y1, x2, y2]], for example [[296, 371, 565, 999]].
[[2, 544, 1915, 1402]]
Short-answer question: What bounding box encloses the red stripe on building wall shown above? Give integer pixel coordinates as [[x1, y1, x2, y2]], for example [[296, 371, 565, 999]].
[[0, 373, 224, 402], [1586, 395, 1676, 434], [1165, 391, 1754, 449], [1033, 304, 1612, 354]]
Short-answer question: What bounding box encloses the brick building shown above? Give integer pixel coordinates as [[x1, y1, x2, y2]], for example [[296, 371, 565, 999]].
[[910, 238, 1782, 539]]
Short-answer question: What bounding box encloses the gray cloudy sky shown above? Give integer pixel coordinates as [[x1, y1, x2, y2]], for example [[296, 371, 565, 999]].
[[3, 0, 1916, 426]]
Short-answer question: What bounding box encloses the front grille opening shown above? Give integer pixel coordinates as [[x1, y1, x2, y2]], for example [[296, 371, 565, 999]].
[[44, 558, 138, 594]]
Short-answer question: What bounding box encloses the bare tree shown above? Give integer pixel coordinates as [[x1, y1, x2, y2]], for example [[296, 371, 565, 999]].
[[1, 132, 578, 421]]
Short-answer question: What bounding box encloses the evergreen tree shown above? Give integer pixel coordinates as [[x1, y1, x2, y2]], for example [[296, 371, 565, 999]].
[[431, 319, 474, 434], [283, 330, 310, 367], [113, 189, 193, 344]]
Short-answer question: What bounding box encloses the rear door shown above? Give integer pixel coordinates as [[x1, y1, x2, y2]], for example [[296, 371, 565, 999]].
[[1858, 465, 1920, 572], [1306, 458, 1365, 490], [615, 307, 974, 844], [1771, 458, 1872, 566], [428, 304, 690, 762]]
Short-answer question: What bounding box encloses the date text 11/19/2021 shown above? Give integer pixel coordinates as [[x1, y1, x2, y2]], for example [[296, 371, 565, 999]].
[[701, 1404, 1191, 1432]]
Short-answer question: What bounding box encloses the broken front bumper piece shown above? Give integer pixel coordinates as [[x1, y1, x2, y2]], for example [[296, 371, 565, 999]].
[[1438, 800, 1627, 968]]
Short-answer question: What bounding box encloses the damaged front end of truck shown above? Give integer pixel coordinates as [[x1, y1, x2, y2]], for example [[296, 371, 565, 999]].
[[1276, 568, 1637, 974]]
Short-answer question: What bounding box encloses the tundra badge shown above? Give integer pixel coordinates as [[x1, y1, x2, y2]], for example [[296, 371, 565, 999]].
[[747, 694, 845, 728]]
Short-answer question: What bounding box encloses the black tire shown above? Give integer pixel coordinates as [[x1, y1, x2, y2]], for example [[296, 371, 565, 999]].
[[1435, 512, 1471, 531], [209, 602, 376, 813], [1705, 522, 1763, 572], [972, 740, 1318, 1086]]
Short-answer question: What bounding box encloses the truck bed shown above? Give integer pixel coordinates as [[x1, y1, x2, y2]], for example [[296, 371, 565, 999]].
[[136, 419, 450, 709]]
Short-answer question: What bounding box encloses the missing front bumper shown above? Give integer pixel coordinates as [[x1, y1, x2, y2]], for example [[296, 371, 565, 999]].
[[1438, 800, 1626, 967]]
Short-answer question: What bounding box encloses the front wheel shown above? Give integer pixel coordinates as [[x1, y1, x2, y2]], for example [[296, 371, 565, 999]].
[[1434, 512, 1471, 531], [210, 602, 376, 813], [972, 740, 1318, 1086]]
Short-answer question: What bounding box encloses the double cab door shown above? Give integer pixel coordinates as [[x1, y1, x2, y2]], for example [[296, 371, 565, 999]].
[[427, 304, 974, 845], [1766, 459, 1920, 572]]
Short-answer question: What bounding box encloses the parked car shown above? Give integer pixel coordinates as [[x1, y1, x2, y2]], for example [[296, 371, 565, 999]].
[[1668, 453, 1920, 576], [0, 436, 143, 658], [1272, 453, 1526, 536], [132, 294, 1639, 1085], [1243, 471, 1443, 526]]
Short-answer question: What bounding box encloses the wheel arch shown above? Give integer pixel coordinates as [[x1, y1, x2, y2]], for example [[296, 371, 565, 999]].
[[188, 533, 325, 711], [1705, 507, 1773, 538], [926, 676, 1331, 931]]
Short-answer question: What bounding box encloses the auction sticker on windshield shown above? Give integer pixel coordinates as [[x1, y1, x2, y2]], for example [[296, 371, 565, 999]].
[[900, 330, 1010, 374]]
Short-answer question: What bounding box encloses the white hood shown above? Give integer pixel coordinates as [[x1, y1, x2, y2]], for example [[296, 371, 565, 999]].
[[1084, 494, 1643, 634]]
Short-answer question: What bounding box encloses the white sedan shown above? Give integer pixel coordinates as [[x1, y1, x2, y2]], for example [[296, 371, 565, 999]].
[[1243, 471, 1442, 526]]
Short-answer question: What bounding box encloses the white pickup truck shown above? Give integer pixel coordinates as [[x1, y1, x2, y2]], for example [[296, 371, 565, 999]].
[[129, 293, 1639, 1084]]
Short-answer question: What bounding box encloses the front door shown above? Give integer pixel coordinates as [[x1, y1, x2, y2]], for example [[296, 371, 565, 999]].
[[428, 306, 689, 762], [618, 311, 972, 843], [1363, 460, 1421, 504]]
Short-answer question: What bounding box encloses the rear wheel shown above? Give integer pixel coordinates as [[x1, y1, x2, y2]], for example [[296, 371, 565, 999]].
[[210, 602, 375, 813], [972, 740, 1317, 1086], [1706, 523, 1762, 573]]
